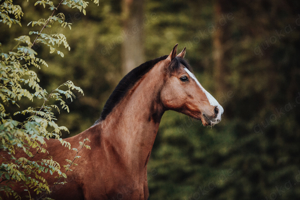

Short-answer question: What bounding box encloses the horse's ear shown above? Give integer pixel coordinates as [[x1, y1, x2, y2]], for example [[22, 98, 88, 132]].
[[167, 44, 178, 62], [177, 47, 186, 58]]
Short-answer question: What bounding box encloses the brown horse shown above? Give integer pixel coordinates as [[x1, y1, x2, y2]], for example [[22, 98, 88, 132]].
[[3, 44, 224, 200]]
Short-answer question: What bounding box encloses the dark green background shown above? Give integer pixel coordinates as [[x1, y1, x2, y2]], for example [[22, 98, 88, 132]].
[[1, 0, 300, 199]]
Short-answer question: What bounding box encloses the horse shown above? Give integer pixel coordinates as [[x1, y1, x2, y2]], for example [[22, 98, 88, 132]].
[[2, 44, 224, 200]]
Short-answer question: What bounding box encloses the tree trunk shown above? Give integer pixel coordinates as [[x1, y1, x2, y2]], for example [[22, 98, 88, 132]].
[[212, 0, 229, 103], [121, 0, 145, 75]]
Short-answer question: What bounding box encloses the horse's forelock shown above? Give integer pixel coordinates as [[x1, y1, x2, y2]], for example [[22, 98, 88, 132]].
[[169, 57, 193, 73]]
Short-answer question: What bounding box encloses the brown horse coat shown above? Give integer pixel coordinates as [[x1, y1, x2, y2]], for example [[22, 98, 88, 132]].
[[1, 45, 224, 200]]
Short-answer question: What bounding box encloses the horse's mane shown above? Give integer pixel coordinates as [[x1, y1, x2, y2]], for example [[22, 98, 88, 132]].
[[96, 55, 168, 122]]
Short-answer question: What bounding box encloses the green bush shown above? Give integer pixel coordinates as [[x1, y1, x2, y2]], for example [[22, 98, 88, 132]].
[[0, 0, 97, 199]]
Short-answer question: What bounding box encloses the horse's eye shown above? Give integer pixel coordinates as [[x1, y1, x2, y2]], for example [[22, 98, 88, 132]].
[[180, 75, 188, 82]]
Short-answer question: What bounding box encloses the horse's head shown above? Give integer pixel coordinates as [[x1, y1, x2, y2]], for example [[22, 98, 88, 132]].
[[160, 44, 224, 126]]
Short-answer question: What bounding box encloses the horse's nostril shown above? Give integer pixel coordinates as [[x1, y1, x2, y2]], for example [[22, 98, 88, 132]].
[[214, 106, 219, 115]]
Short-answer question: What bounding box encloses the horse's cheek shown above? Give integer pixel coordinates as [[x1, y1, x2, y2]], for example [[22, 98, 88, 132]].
[[160, 87, 181, 109]]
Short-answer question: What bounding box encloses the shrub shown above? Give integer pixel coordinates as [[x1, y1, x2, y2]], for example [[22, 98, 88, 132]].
[[0, 0, 98, 199]]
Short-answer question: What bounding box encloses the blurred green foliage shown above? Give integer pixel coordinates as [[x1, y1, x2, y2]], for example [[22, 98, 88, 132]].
[[1, 0, 300, 199]]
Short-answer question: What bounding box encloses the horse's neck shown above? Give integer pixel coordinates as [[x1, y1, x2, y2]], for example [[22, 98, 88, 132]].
[[101, 66, 165, 170]]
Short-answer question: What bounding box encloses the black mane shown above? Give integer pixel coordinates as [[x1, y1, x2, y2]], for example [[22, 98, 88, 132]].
[[97, 55, 168, 122]]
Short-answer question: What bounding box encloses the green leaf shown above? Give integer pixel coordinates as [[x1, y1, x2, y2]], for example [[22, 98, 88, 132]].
[[5, 173, 10, 180]]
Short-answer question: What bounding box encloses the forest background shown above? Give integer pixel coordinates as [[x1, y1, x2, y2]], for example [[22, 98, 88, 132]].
[[1, 0, 300, 199]]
